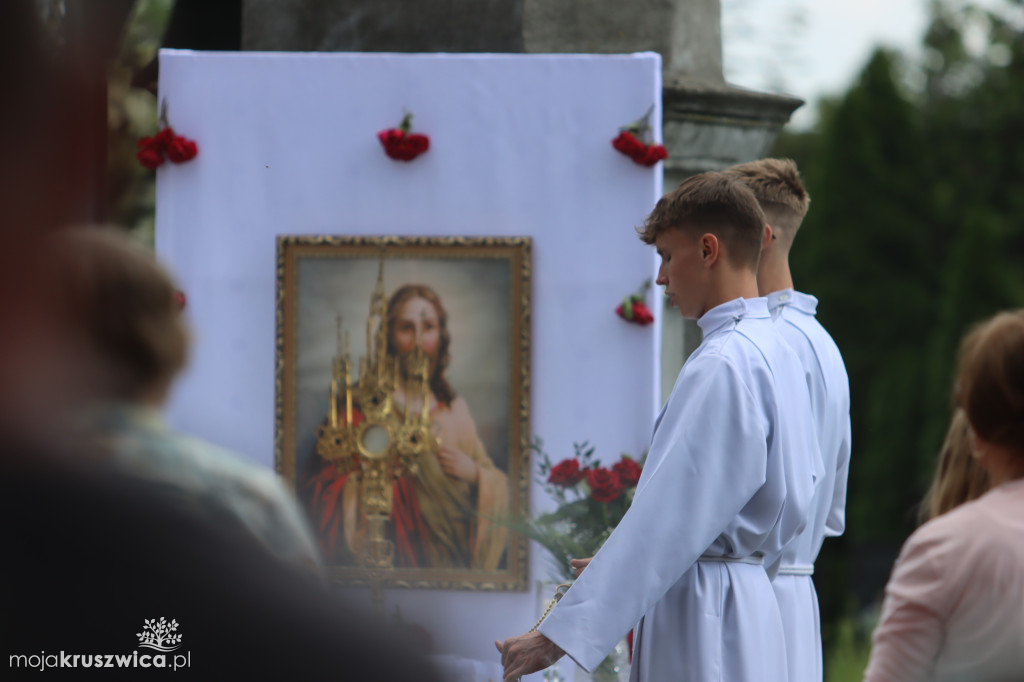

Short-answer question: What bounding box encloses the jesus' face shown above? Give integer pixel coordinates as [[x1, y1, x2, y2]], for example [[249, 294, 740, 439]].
[[392, 296, 441, 361]]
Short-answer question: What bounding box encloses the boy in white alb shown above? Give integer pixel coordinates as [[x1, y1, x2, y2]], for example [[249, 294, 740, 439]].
[[496, 172, 822, 681], [727, 158, 852, 682]]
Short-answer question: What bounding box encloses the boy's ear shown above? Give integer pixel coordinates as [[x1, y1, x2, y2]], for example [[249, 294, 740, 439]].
[[761, 224, 774, 252], [700, 233, 720, 267]]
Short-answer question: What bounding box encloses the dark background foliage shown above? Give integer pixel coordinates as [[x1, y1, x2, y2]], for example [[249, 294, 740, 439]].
[[773, 0, 1024, 659]]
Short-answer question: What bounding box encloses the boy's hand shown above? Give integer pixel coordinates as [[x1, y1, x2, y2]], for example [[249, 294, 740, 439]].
[[570, 557, 593, 578], [494, 632, 564, 682]]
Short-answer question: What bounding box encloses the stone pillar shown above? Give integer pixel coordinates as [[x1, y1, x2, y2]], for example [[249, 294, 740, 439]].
[[242, 0, 523, 52], [658, 79, 802, 397]]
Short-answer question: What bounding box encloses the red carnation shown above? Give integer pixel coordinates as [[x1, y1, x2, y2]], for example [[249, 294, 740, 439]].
[[586, 467, 624, 503], [616, 280, 655, 326], [637, 144, 668, 167], [616, 300, 654, 326], [378, 112, 430, 162], [612, 456, 642, 487], [136, 145, 165, 170], [612, 106, 669, 167], [135, 125, 199, 169], [166, 135, 198, 163], [406, 133, 430, 155], [631, 301, 654, 325], [612, 131, 647, 158], [155, 126, 176, 148], [548, 458, 585, 487], [378, 128, 405, 147]]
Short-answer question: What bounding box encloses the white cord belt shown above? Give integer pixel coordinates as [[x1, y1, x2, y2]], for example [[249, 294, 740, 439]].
[[777, 564, 814, 576], [697, 553, 764, 566]]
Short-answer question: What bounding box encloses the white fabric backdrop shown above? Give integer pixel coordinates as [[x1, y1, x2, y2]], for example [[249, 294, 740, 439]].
[[156, 49, 662, 675]]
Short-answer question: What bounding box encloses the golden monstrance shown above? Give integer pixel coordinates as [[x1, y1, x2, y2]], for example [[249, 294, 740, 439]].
[[315, 260, 440, 582]]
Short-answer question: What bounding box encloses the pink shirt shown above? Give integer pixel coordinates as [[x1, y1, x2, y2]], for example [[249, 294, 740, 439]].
[[864, 478, 1024, 682]]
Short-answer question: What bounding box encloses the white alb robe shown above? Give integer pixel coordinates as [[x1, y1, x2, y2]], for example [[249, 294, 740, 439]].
[[538, 297, 822, 681], [765, 289, 852, 682]]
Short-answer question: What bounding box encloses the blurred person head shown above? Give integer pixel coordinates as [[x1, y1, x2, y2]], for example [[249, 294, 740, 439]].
[[956, 310, 1024, 485], [46, 225, 189, 407], [385, 284, 455, 406], [918, 408, 990, 523]]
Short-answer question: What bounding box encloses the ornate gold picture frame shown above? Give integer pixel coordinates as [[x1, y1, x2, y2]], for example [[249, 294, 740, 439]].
[[275, 236, 531, 591]]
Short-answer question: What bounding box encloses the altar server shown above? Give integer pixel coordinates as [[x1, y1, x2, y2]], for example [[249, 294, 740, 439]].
[[727, 158, 852, 682], [496, 172, 821, 681]]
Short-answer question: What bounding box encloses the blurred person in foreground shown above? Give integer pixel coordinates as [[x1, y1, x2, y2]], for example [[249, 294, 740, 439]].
[[864, 310, 1024, 681], [48, 225, 322, 575], [917, 408, 990, 524], [0, 3, 438, 677], [727, 158, 852, 682]]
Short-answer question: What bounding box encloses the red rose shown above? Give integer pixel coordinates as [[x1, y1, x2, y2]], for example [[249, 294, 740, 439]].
[[585, 467, 624, 503], [612, 456, 642, 487], [547, 458, 584, 487], [174, 290, 186, 311], [166, 135, 198, 163], [631, 301, 654, 325]]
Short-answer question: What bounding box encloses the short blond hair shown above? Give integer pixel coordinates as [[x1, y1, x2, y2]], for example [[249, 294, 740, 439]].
[[637, 171, 767, 271], [725, 158, 809, 241]]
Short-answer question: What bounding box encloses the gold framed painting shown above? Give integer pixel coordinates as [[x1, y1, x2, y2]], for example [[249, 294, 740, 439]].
[[275, 236, 531, 591]]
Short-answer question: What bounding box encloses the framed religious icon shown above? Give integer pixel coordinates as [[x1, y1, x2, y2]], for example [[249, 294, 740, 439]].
[[275, 235, 531, 591]]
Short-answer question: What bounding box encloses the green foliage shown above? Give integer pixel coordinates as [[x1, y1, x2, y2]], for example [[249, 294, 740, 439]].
[[108, 0, 176, 244], [787, 48, 935, 547], [824, 617, 872, 682]]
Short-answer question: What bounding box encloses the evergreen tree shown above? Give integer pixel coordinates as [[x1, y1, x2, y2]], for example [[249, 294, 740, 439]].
[[791, 48, 934, 547]]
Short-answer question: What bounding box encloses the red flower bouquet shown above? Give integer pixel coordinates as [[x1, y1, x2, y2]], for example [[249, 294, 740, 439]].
[[377, 112, 430, 162], [616, 279, 655, 326], [612, 106, 668, 167], [516, 441, 643, 679], [517, 440, 645, 581]]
